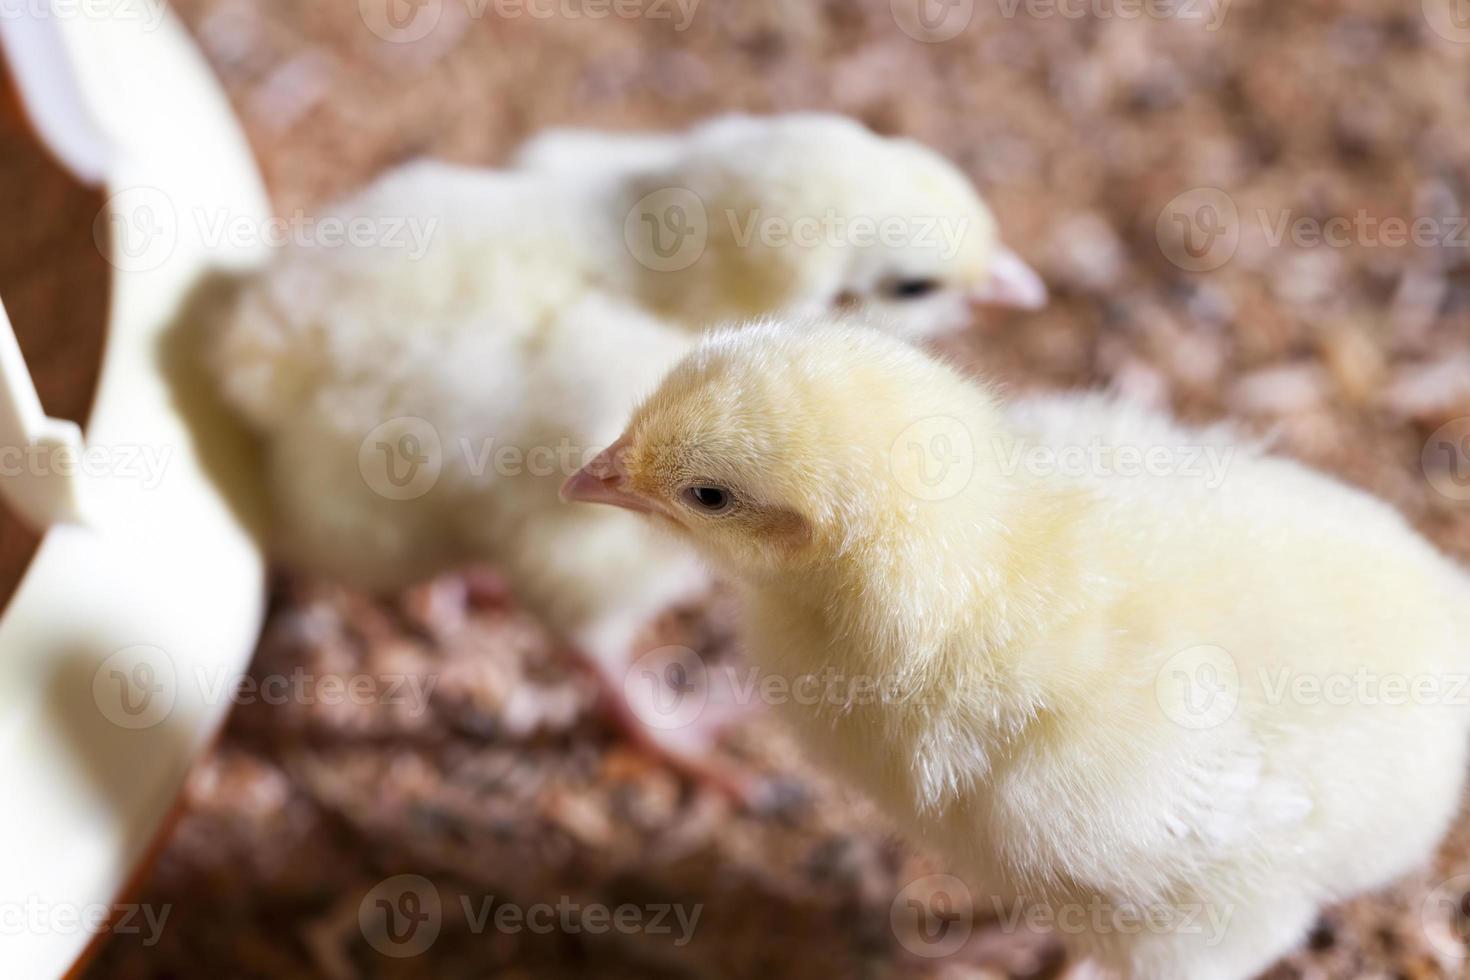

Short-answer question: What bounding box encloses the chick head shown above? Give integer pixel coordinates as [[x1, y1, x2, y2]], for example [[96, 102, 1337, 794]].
[[621, 114, 1045, 339], [562, 319, 1005, 581]]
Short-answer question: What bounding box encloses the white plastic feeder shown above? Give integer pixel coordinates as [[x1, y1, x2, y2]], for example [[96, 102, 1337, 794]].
[[0, 2, 270, 975]]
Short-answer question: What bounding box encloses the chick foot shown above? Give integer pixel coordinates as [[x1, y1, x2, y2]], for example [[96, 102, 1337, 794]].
[[399, 565, 514, 636], [576, 645, 767, 808]]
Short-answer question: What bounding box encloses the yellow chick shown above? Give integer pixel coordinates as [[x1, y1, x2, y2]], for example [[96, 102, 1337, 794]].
[[211, 114, 1041, 792], [566, 319, 1470, 979]]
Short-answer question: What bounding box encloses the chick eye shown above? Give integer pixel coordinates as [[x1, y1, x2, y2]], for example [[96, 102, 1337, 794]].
[[682, 485, 733, 514], [886, 278, 942, 300]]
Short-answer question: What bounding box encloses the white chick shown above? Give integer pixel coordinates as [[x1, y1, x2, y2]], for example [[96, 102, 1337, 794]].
[[514, 113, 1047, 326], [613, 113, 1046, 331], [211, 114, 1043, 794], [566, 320, 1470, 978]]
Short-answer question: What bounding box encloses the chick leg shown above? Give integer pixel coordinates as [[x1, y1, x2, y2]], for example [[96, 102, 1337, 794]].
[[586, 658, 760, 803], [400, 565, 514, 635], [574, 614, 766, 807], [490, 501, 765, 802]]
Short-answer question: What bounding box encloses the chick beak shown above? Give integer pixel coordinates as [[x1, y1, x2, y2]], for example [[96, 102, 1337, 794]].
[[970, 246, 1048, 311], [560, 437, 653, 514]]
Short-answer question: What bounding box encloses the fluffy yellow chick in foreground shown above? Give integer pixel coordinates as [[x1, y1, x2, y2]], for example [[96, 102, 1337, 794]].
[[565, 321, 1470, 979]]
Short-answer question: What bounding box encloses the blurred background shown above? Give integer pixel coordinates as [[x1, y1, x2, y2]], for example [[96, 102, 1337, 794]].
[[7, 0, 1470, 976]]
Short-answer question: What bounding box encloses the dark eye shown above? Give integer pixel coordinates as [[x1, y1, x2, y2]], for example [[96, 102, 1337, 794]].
[[682, 485, 733, 513], [887, 278, 942, 300]]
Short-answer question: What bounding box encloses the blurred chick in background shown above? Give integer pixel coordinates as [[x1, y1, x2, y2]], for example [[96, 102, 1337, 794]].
[[516, 113, 1046, 332], [210, 113, 1044, 794], [567, 320, 1470, 978]]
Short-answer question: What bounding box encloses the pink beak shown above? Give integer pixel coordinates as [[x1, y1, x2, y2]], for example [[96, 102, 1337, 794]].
[[970, 246, 1048, 311], [560, 436, 652, 513]]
